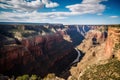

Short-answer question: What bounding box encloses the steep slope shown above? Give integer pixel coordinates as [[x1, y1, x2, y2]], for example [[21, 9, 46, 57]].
[[1, 24, 119, 80], [80, 58, 120, 80], [69, 25, 120, 80], [105, 26, 120, 60], [0, 24, 90, 77], [69, 27, 107, 79]]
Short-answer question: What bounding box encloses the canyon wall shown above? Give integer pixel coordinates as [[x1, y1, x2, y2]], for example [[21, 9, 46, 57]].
[[0, 31, 74, 77], [1, 24, 119, 79], [0, 24, 90, 77], [69, 25, 120, 80], [69, 26, 108, 79], [105, 26, 120, 60]]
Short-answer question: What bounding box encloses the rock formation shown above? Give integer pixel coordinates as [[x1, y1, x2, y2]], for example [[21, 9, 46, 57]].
[[69, 25, 120, 80], [0, 24, 120, 80], [69, 26, 108, 79], [0, 24, 90, 77], [105, 26, 120, 60]]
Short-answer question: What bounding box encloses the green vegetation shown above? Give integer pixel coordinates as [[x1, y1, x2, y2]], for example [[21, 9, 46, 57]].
[[15, 73, 62, 80], [43, 73, 56, 80], [113, 43, 120, 52], [80, 58, 120, 80], [15, 74, 42, 80], [0, 73, 63, 80], [30, 75, 38, 80], [16, 74, 29, 80]]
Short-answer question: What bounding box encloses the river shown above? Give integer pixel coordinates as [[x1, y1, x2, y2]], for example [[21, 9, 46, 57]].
[[71, 48, 81, 64]]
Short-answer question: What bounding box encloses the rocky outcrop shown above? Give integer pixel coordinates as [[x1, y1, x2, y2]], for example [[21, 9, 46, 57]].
[[77, 27, 107, 53], [79, 58, 120, 80], [0, 24, 96, 80], [69, 26, 108, 79], [0, 32, 76, 76], [79, 25, 120, 80], [105, 26, 120, 60], [64, 25, 90, 46], [69, 25, 120, 80], [0, 24, 91, 77]]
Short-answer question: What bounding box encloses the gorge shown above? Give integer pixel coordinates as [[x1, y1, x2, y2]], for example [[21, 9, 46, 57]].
[[0, 23, 120, 80], [0, 24, 89, 77]]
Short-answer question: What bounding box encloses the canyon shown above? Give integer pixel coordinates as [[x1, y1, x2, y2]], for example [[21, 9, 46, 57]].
[[0, 24, 120, 80], [0, 24, 89, 77], [69, 25, 120, 80]]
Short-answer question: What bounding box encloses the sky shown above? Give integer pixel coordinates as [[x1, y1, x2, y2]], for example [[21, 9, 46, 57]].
[[0, 0, 120, 24]]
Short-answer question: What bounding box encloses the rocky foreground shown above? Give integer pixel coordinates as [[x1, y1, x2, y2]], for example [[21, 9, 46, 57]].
[[69, 25, 120, 80], [0, 24, 120, 80]]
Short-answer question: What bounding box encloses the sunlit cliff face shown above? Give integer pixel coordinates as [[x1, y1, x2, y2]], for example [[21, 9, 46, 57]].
[[105, 26, 120, 60]]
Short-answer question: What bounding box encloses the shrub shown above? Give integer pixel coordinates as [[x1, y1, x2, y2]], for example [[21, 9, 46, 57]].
[[22, 74, 29, 80], [16, 75, 29, 80], [16, 76, 22, 80], [30, 75, 38, 80], [43, 73, 56, 80], [114, 43, 120, 52], [80, 59, 120, 80]]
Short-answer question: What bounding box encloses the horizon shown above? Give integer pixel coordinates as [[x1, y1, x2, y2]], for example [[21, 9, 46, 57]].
[[0, 22, 120, 25], [0, 0, 120, 24]]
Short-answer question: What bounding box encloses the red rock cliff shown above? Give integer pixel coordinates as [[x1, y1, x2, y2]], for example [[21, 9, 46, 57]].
[[0, 31, 76, 77], [0, 25, 91, 77]]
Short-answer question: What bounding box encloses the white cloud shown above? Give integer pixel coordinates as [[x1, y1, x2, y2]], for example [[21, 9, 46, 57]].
[[0, 0, 59, 12], [82, 0, 108, 4], [66, 0, 107, 14], [42, 0, 59, 8], [0, 0, 108, 22], [46, 2, 59, 8], [110, 16, 119, 18], [55, 17, 67, 19], [0, 11, 70, 22]]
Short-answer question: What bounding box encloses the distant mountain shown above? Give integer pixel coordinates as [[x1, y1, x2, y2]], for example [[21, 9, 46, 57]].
[[0, 22, 50, 25]]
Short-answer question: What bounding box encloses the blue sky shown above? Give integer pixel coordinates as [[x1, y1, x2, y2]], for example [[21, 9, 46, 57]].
[[0, 0, 120, 24]]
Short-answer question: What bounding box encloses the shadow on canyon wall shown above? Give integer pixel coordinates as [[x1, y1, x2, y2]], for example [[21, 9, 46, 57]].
[[0, 24, 89, 79]]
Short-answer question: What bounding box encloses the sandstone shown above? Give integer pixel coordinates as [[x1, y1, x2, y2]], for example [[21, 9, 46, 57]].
[[0, 24, 90, 78]]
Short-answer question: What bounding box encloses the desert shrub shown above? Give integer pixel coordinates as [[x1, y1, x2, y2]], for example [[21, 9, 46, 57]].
[[43, 73, 56, 80], [22, 74, 29, 80], [16, 74, 29, 80], [114, 43, 120, 50], [30, 75, 38, 80], [16, 76, 22, 80], [80, 59, 120, 80]]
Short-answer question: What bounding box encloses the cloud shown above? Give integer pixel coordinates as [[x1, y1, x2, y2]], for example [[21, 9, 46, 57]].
[[0, 11, 70, 22], [45, 2, 59, 8], [110, 16, 119, 18], [42, 0, 59, 8], [0, 0, 59, 12], [66, 0, 107, 14], [82, 0, 108, 4], [0, 0, 108, 22], [55, 17, 67, 19]]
